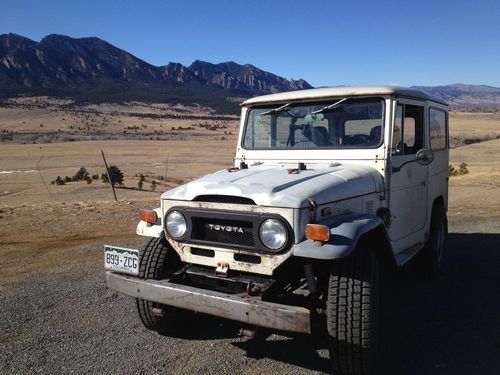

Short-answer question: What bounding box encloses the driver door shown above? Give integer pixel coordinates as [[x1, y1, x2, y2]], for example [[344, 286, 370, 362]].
[[389, 101, 428, 242]]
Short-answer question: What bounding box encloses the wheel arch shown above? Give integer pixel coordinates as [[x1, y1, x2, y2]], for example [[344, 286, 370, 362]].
[[433, 195, 445, 211], [293, 213, 396, 269], [358, 224, 397, 274]]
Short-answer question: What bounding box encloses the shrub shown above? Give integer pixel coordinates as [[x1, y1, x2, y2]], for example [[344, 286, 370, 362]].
[[151, 180, 157, 191], [102, 166, 124, 187], [73, 167, 89, 181], [448, 164, 458, 177], [55, 176, 65, 185], [449, 162, 469, 177], [458, 162, 469, 175]]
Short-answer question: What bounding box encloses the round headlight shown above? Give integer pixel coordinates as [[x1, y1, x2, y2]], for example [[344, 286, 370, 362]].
[[166, 210, 187, 238], [259, 219, 287, 250]]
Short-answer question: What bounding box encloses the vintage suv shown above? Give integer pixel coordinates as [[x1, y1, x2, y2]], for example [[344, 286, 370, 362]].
[[105, 86, 449, 375]]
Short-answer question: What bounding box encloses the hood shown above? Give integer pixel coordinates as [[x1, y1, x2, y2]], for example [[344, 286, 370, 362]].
[[162, 165, 384, 209]]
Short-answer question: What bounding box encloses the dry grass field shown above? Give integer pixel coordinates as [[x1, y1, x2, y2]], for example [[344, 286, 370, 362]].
[[0, 138, 237, 206], [0, 97, 239, 144]]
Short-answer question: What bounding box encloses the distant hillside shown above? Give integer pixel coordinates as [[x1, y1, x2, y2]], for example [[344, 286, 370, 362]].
[[412, 84, 500, 109], [0, 33, 311, 113]]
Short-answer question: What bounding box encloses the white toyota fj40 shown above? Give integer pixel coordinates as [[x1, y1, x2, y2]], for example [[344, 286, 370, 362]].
[[105, 86, 449, 375]]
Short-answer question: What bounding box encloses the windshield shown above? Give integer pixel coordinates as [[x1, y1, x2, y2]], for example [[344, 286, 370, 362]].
[[243, 98, 384, 150]]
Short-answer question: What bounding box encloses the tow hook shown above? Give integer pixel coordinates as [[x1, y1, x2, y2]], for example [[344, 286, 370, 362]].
[[238, 327, 256, 339], [215, 262, 229, 277], [151, 307, 164, 317], [246, 281, 261, 296]]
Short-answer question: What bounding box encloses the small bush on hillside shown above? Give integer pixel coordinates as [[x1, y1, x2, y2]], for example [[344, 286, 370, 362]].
[[55, 176, 65, 185], [138, 174, 145, 190], [458, 162, 469, 175], [101, 166, 124, 187], [448, 164, 457, 176], [449, 162, 469, 177], [73, 167, 90, 181]]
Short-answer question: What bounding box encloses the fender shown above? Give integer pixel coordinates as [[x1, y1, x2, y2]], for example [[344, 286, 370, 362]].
[[136, 207, 163, 238], [293, 213, 389, 260]]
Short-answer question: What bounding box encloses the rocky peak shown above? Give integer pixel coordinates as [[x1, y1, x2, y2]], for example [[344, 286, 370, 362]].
[[159, 62, 201, 84], [188, 60, 312, 94], [0, 33, 36, 56]]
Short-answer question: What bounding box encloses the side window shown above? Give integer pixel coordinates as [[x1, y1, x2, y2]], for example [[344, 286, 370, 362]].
[[429, 108, 447, 149], [392, 105, 403, 154], [392, 104, 423, 155]]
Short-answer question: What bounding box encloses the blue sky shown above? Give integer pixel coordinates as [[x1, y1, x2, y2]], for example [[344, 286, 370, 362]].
[[1, 0, 499, 87]]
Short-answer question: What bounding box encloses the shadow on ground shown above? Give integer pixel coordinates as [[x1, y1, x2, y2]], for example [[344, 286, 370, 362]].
[[161, 233, 500, 374], [378, 232, 500, 375], [237, 233, 500, 374]]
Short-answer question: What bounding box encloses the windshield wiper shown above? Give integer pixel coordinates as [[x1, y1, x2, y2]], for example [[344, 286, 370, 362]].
[[311, 97, 349, 114], [260, 103, 292, 116]]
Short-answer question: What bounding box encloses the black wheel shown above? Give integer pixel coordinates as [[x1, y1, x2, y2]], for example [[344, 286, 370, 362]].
[[136, 236, 188, 334], [326, 245, 379, 375], [417, 204, 448, 278]]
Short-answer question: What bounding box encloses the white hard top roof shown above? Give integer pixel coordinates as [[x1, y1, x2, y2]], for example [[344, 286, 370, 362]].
[[241, 86, 448, 106]]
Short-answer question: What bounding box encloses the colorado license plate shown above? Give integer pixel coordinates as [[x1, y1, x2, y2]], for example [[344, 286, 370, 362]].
[[104, 245, 139, 275]]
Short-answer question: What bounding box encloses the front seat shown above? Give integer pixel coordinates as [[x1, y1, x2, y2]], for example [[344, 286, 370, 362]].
[[368, 125, 382, 145], [312, 127, 330, 146]]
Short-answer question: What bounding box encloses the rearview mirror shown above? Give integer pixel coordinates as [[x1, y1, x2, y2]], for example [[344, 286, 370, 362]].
[[416, 148, 434, 166]]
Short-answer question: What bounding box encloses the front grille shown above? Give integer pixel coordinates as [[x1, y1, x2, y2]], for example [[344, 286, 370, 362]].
[[191, 217, 255, 248], [167, 206, 293, 253]]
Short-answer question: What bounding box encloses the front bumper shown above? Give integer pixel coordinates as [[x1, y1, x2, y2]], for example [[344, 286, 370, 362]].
[[106, 271, 310, 334]]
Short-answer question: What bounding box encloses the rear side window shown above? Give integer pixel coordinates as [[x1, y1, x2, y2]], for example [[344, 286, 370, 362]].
[[429, 108, 447, 150]]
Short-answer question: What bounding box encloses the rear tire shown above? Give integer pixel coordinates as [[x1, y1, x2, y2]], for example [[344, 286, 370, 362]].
[[326, 246, 379, 375], [136, 236, 188, 334], [416, 204, 448, 278]]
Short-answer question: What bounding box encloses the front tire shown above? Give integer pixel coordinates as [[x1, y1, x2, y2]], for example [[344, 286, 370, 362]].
[[136, 236, 188, 334], [327, 245, 379, 375]]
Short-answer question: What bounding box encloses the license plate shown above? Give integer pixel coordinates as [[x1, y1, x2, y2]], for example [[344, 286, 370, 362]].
[[104, 245, 139, 275]]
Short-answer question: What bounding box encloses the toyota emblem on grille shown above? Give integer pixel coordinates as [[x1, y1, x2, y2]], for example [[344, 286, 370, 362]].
[[207, 224, 245, 233]]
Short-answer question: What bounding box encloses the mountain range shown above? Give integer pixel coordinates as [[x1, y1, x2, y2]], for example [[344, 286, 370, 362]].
[[0, 33, 310, 112], [412, 84, 500, 109], [1, 33, 499, 112]]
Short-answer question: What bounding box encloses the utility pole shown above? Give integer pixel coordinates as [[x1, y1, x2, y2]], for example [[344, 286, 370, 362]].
[[36, 154, 53, 200], [165, 153, 169, 181], [101, 150, 117, 202]]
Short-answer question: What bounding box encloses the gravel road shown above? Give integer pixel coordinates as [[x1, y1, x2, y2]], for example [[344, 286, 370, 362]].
[[2, 227, 500, 375]]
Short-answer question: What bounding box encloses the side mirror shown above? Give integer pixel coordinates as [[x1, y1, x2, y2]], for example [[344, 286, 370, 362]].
[[392, 148, 434, 173], [415, 148, 434, 166]]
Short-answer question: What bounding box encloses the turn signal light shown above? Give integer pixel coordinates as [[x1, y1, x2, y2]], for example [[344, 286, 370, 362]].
[[140, 209, 157, 224], [305, 224, 330, 242]]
